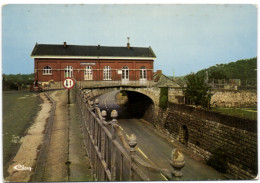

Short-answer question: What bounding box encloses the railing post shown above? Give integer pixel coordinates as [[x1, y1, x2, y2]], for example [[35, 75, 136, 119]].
[[170, 149, 185, 180], [90, 100, 94, 111], [95, 98, 99, 108], [101, 110, 107, 121], [128, 134, 137, 156], [111, 110, 118, 181], [128, 134, 137, 180], [89, 101, 94, 137], [100, 110, 107, 181]]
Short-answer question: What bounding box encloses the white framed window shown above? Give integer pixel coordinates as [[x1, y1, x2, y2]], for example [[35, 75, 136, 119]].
[[103, 66, 111, 80], [122, 66, 129, 80], [65, 65, 73, 78], [84, 66, 93, 80], [140, 66, 147, 80], [43, 66, 52, 75]]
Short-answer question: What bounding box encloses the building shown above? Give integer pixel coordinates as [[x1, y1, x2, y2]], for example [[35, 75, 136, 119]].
[[31, 42, 156, 83]]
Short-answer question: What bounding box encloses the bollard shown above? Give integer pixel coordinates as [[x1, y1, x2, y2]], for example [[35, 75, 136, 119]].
[[170, 149, 185, 179], [128, 134, 137, 155]]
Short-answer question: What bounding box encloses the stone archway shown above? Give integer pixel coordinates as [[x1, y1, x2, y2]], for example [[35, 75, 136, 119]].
[[179, 125, 189, 145]]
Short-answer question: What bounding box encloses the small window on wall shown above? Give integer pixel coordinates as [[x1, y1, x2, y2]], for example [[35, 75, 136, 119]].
[[43, 66, 52, 75], [65, 66, 73, 78], [103, 66, 111, 80]]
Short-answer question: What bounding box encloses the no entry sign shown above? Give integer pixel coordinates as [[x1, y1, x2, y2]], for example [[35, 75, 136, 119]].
[[63, 77, 75, 89]]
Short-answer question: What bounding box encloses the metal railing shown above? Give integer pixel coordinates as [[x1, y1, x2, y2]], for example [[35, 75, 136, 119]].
[[77, 80, 155, 88], [73, 83, 185, 181]]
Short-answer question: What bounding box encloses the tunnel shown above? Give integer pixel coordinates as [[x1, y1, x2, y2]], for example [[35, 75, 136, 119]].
[[121, 90, 154, 123]]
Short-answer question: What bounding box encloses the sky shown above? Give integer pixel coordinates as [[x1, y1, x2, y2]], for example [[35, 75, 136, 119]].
[[1, 4, 257, 76]]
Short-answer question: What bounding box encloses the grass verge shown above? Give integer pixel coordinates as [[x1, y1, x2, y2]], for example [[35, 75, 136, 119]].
[[212, 107, 257, 120], [2, 91, 42, 177]]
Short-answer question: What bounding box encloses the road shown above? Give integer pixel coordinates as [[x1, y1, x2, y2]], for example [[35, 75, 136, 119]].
[[96, 90, 227, 181]]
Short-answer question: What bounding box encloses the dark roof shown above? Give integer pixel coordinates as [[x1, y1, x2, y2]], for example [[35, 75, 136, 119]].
[[31, 43, 156, 58]]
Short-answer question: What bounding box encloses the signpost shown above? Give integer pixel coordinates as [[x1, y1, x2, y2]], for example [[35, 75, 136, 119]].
[[62, 77, 75, 104]]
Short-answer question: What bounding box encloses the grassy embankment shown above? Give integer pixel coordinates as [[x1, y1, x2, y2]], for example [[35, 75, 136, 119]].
[[212, 108, 257, 120], [3, 91, 42, 177]]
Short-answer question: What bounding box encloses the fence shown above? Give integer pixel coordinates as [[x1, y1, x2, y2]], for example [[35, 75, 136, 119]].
[[73, 82, 185, 181]]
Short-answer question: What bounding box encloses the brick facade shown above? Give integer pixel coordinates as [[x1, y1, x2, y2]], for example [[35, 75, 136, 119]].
[[34, 59, 153, 82], [32, 43, 155, 82]]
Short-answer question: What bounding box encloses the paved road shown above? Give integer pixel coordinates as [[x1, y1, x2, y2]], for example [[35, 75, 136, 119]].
[[96, 90, 227, 181]]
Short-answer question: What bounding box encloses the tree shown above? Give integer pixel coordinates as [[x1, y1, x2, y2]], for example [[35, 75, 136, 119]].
[[184, 73, 211, 108]]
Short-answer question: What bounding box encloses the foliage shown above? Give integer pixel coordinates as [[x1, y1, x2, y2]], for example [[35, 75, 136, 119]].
[[196, 57, 257, 85], [2, 73, 34, 90], [207, 148, 228, 173], [159, 87, 168, 109], [184, 73, 211, 108]]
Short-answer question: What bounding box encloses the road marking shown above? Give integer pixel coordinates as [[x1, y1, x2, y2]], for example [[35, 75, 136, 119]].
[[160, 173, 168, 180], [104, 94, 110, 109], [137, 147, 148, 159], [119, 126, 124, 131]]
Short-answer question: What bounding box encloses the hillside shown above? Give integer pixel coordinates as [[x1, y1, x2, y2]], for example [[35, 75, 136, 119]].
[[196, 57, 257, 85]]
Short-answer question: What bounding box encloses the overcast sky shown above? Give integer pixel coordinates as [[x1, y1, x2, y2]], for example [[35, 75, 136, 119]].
[[2, 4, 257, 76]]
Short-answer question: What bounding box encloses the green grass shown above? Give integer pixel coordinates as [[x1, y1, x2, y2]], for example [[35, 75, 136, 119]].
[[212, 107, 257, 120], [2, 91, 42, 177]]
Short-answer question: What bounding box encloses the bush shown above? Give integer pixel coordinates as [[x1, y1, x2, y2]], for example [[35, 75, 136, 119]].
[[207, 148, 228, 173], [159, 87, 168, 109], [159, 95, 168, 109]]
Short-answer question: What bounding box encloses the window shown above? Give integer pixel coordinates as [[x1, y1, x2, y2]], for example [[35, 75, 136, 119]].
[[103, 66, 111, 80], [84, 66, 93, 80], [140, 66, 147, 80], [122, 66, 129, 80], [64, 66, 73, 78], [43, 66, 52, 75]]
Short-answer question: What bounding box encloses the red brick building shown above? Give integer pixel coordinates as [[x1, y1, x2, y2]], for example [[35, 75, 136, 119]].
[[31, 42, 156, 83]]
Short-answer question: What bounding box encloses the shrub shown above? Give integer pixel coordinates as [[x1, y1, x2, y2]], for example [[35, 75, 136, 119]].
[[159, 87, 168, 109]]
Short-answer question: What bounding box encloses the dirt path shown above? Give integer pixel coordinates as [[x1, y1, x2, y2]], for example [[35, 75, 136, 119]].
[[42, 89, 93, 182], [5, 93, 52, 182], [41, 90, 69, 181]]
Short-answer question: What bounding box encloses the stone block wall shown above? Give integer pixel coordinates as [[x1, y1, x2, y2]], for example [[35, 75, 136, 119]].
[[161, 103, 257, 180], [211, 90, 257, 108], [168, 88, 257, 108]]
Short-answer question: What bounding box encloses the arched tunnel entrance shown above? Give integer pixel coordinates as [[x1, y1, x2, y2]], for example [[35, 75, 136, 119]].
[[94, 89, 155, 124], [121, 90, 154, 123]]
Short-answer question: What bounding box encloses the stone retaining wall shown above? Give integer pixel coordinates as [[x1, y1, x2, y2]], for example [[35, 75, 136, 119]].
[[168, 88, 257, 108], [159, 104, 257, 180], [211, 90, 257, 108]]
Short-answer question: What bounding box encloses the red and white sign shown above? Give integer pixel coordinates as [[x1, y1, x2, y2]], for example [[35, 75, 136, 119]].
[[63, 78, 75, 89]]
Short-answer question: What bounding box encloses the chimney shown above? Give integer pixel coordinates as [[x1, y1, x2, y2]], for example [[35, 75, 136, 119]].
[[156, 70, 162, 76], [127, 37, 130, 49], [63, 42, 67, 48]]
